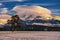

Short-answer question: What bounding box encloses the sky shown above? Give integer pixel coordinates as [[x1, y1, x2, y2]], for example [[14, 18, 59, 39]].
[[0, 0, 60, 16]]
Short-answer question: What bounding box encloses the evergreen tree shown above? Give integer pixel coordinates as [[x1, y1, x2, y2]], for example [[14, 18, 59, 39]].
[[7, 15, 22, 31]]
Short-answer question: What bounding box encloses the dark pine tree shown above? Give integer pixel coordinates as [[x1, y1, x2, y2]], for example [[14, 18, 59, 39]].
[[7, 15, 22, 31]]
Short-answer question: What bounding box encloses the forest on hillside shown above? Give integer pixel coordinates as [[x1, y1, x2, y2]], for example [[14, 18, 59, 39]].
[[0, 15, 60, 31]]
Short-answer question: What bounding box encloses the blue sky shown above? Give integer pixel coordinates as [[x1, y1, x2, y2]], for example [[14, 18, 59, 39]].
[[0, 0, 60, 16]]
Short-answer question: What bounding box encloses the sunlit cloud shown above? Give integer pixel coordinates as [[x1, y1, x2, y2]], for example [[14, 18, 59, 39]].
[[0, 15, 11, 25], [13, 5, 52, 20], [0, 8, 11, 25], [0, 19, 8, 25], [0, 15, 11, 19]]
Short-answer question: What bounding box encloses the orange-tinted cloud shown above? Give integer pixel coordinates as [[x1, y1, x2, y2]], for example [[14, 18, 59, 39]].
[[0, 15, 11, 25], [0, 15, 11, 19], [13, 5, 52, 20]]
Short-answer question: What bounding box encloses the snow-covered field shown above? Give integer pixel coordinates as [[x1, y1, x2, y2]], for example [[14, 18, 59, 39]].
[[0, 31, 60, 40]]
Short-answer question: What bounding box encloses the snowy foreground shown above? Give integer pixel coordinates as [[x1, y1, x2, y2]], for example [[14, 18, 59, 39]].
[[0, 31, 60, 40]]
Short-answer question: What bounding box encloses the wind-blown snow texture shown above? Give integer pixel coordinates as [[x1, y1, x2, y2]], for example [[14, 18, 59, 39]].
[[0, 31, 60, 40]]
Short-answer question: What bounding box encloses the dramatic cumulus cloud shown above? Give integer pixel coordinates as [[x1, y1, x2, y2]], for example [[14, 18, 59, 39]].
[[13, 5, 52, 20], [0, 0, 26, 2]]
